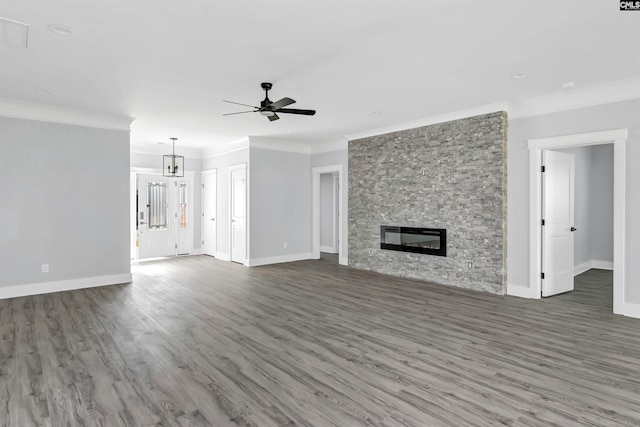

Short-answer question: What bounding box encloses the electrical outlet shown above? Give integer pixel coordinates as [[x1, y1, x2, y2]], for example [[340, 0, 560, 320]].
[[467, 262, 473, 269], [42, 264, 49, 273], [283, 242, 288, 249]]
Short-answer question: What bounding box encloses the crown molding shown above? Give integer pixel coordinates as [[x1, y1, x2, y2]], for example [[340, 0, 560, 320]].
[[345, 102, 509, 141], [130, 142, 203, 159], [201, 137, 250, 159], [0, 98, 134, 131], [344, 77, 640, 142], [248, 136, 311, 154], [509, 76, 640, 120], [309, 137, 348, 154]]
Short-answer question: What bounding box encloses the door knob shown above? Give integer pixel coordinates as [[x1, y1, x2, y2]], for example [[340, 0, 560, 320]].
[[571, 227, 577, 232], [210, 218, 215, 221]]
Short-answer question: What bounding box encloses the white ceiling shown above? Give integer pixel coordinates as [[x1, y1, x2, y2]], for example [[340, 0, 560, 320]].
[[1, 1, 639, 153]]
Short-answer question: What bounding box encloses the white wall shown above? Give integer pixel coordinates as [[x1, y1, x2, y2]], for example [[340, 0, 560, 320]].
[[0, 117, 131, 295], [319, 173, 335, 251], [248, 146, 312, 263], [311, 149, 349, 261], [202, 147, 249, 260], [507, 98, 640, 304]]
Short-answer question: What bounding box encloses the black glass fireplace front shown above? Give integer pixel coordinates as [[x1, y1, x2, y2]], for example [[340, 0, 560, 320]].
[[380, 226, 447, 257]]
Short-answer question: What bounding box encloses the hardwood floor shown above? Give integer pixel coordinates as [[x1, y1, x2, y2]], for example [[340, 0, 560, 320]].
[[1, 257, 639, 426]]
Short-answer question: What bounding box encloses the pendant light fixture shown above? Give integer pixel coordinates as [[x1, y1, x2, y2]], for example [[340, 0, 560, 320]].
[[163, 137, 184, 178]]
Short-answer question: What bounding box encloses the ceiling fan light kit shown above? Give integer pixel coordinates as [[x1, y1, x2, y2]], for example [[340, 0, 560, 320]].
[[223, 82, 316, 122]]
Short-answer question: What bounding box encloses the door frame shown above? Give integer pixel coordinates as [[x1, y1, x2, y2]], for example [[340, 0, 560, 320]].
[[131, 167, 195, 260], [229, 163, 248, 265], [527, 128, 629, 316], [312, 164, 346, 265], [201, 169, 217, 256]]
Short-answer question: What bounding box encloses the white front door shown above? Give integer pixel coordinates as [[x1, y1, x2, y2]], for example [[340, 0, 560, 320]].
[[542, 150, 576, 297], [138, 174, 177, 258], [230, 166, 246, 264], [202, 171, 217, 256]]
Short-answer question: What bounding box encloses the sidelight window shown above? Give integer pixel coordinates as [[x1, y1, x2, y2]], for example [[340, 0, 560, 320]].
[[179, 181, 188, 229]]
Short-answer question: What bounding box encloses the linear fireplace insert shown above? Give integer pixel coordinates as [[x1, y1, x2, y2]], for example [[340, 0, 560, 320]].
[[380, 226, 447, 257]]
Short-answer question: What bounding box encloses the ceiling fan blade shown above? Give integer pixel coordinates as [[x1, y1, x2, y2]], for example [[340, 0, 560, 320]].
[[267, 113, 280, 122], [270, 97, 296, 110], [223, 110, 257, 116], [223, 100, 260, 109], [276, 108, 316, 116]]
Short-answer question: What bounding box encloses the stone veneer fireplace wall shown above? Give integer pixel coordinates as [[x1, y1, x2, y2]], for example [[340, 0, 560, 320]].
[[348, 112, 507, 294]]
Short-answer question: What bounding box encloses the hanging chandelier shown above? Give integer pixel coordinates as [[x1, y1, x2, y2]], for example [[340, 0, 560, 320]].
[[163, 137, 184, 178]]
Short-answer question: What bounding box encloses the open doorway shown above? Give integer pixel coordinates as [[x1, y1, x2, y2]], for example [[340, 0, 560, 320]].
[[527, 129, 630, 316], [319, 172, 339, 263], [543, 144, 614, 299], [131, 171, 194, 260], [312, 164, 344, 265]]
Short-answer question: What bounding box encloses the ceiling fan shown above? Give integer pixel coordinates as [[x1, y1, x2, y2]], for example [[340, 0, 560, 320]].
[[223, 82, 316, 122]]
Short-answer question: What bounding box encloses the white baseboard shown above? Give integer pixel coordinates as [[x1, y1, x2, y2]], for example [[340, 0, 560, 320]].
[[574, 260, 592, 276], [247, 252, 312, 267], [591, 260, 614, 270], [339, 256, 349, 266], [617, 301, 640, 319], [507, 283, 539, 299], [574, 259, 614, 276], [215, 252, 231, 261], [0, 273, 132, 300], [320, 246, 337, 253]]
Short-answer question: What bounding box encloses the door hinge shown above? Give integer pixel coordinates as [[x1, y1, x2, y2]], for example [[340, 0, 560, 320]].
[[541, 219, 545, 226], [202, 184, 204, 188], [541, 166, 546, 173], [175, 244, 178, 249], [541, 272, 545, 279], [202, 240, 204, 245]]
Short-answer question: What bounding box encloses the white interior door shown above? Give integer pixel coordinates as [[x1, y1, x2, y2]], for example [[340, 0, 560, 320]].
[[230, 166, 246, 264], [202, 171, 217, 256], [138, 173, 177, 259], [542, 150, 576, 297]]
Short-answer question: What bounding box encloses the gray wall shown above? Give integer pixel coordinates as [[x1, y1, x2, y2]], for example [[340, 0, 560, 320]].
[[202, 148, 249, 259], [507, 98, 640, 303], [0, 117, 130, 287], [248, 147, 312, 260], [348, 112, 508, 294], [311, 149, 349, 260], [320, 173, 334, 250], [590, 145, 614, 263]]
